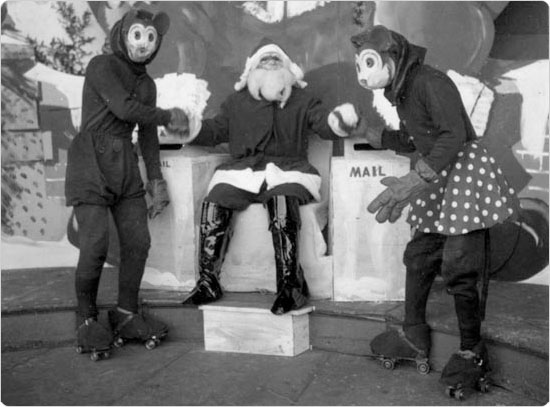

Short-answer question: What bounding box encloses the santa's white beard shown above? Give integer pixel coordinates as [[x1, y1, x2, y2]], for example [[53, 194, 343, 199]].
[[247, 67, 295, 107]]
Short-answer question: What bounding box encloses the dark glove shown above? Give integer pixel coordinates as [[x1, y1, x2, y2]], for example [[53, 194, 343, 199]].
[[367, 170, 429, 223], [166, 108, 189, 137], [146, 178, 170, 219]]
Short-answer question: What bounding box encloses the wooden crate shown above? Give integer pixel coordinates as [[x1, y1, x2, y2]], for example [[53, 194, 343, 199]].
[[200, 304, 314, 357]]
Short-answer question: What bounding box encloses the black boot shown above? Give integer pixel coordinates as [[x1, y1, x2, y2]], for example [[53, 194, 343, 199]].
[[186, 201, 233, 305], [441, 341, 491, 399], [266, 196, 309, 315]]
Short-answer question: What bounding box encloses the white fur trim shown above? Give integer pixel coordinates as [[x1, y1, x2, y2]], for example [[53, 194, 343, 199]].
[[234, 44, 307, 91], [207, 164, 322, 202], [372, 88, 400, 130], [265, 163, 321, 202], [207, 169, 266, 194]]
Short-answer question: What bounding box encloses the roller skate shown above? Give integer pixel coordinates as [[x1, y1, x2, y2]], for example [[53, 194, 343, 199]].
[[441, 341, 491, 400], [75, 317, 113, 362], [108, 308, 168, 350], [370, 323, 431, 374]]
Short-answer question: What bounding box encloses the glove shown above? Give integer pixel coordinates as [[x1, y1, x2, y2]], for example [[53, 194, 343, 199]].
[[367, 170, 429, 223], [146, 178, 170, 219], [166, 107, 189, 137]]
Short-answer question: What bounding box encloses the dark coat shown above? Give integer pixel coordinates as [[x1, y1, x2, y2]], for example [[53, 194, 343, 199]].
[[191, 88, 339, 175], [65, 15, 171, 206], [380, 43, 477, 173]]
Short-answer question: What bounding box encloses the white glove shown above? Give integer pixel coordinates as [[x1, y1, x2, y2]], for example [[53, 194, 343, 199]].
[[328, 103, 359, 137]]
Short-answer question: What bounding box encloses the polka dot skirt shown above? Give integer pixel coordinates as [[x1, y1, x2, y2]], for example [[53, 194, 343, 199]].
[[407, 141, 519, 236]]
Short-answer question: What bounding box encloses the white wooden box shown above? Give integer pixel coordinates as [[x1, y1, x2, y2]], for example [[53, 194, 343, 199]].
[[140, 136, 334, 299], [200, 304, 315, 356], [139, 147, 229, 290], [330, 147, 411, 301]]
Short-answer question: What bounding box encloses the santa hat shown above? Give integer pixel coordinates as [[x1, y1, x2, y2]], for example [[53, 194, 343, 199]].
[[234, 38, 308, 91]]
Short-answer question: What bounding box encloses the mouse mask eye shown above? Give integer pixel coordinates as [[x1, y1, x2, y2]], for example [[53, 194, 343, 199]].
[[125, 23, 158, 62], [355, 49, 390, 90]]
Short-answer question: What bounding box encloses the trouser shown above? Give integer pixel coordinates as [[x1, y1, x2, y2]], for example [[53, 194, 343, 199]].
[[206, 181, 314, 210], [74, 198, 150, 320], [403, 229, 487, 350], [194, 183, 309, 313]]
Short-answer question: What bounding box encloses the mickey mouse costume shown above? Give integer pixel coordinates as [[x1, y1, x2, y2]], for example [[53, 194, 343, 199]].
[[338, 25, 519, 394], [65, 8, 188, 357]]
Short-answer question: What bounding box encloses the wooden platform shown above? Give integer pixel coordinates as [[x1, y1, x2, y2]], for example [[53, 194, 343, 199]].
[[200, 301, 314, 357]]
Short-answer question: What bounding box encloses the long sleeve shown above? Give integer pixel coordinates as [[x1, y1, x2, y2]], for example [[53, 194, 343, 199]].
[[306, 97, 341, 141], [136, 80, 163, 181], [138, 122, 163, 181], [420, 77, 469, 173], [87, 57, 171, 127], [191, 99, 230, 147], [381, 127, 416, 153]]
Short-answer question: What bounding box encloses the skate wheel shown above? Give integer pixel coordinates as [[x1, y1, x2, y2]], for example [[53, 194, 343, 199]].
[[453, 388, 464, 400], [75, 346, 83, 354], [145, 339, 157, 350], [445, 386, 464, 400], [478, 378, 490, 393], [416, 362, 430, 375], [382, 359, 395, 370], [90, 352, 99, 362], [102, 351, 111, 360], [114, 337, 124, 348]]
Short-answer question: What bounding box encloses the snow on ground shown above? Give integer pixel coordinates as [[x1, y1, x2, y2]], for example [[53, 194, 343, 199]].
[[1, 235, 547, 287], [0, 235, 190, 290], [1, 234, 80, 270]]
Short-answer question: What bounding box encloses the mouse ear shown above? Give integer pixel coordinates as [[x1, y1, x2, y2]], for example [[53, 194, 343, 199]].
[[350, 32, 369, 50], [153, 12, 170, 36]]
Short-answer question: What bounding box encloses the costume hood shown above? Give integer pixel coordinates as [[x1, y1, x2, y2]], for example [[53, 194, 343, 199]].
[[351, 25, 426, 105], [234, 37, 308, 91], [110, 8, 170, 71]]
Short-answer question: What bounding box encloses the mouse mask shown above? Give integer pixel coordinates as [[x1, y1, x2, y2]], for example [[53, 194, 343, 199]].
[[355, 48, 392, 90], [118, 8, 170, 64], [351, 25, 426, 104]]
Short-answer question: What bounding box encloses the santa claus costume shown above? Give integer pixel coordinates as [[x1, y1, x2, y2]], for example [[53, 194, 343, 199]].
[[186, 38, 349, 314]]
